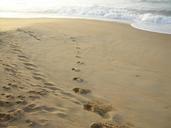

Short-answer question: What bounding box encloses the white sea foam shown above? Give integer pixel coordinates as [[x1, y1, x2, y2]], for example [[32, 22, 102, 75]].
[[0, 0, 171, 34]]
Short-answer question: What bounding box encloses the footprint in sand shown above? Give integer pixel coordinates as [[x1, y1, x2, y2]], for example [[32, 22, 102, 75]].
[[25, 119, 48, 128], [135, 75, 140, 77], [0, 109, 24, 122], [72, 87, 91, 95], [32, 76, 46, 82], [17, 29, 40, 41], [28, 95, 41, 100], [23, 104, 56, 112], [32, 72, 46, 81], [9, 43, 18, 48], [43, 85, 61, 91], [8, 83, 18, 88], [73, 77, 84, 83], [15, 95, 27, 105], [25, 66, 38, 71], [44, 82, 56, 86], [76, 46, 81, 49], [11, 48, 23, 54], [90, 121, 131, 128], [83, 101, 113, 118], [60, 91, 76, 97], [72, 68, 81, 72], [75, 55, 81, 58], [111, 114, 124, 125], [1, 94, 27, 106], [4, 67, 17, 76], [17, 95, 25, 100], [2, 86, 11, 91], [17, 55, 29, 60], [15, 99, 27, 105], [27, 89, 49, 96], [0, 100, 14, 107], [55, 112, 68, 118], [70, 37, 76, 42], [23, 62, 37, 68], [2, 64, 16, 69], [77, 61, 85, 65], [32, 72, 45, 77], [5, 94, 15, 99]]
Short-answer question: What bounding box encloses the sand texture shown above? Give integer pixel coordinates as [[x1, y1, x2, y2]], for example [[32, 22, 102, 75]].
[[0, 19, 171, 128]]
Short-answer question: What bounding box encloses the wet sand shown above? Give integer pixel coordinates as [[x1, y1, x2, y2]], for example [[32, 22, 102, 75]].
[[0, 19, 171, 128]]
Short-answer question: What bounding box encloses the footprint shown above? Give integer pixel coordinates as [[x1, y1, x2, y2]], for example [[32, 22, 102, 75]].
[[17, 95, 25, 100], [60, 91, 75, 97], [73, 77, 84, 83], [15, 99, 27, 105], [27, 89, 48, 96], [12, 48, 23, 54], [135, 75, 140, 77], [44, 85, 61, 91], [56, 112, 67, 118], [17, 55, 29, 60], [25, 119, 48, 128], [32, 72, 45, 77], [28, 95, 41, 100], [83, 101, 113, 118], [75, 55, 81, 58], [90, 121, 130, 128], [4, 67, 17, 75], [0, 100, 13, 107], [44, 82, 55, 86], [70, 37, 76, 42], [8, 83, 18, 88], [25, 66, 37, 71], [32, 76, 45, 82], [0, 113, 12, 122], [76, 46, 81, 49], [2, 86, 11, 91], [17, 29, 41, 41], [1, 93, 5, 96], [23, 104, 37, 112], [23, 104, 56, 112], [10, 44, 18, 48], [19, 86, 25, 90], [72, 88, 91, 95], [77, 61, 84, 65], [2, 64, 16, 69], [72, 68, 81, 72], [112, 114, 124, 125], [18, 58, 29, 62], [23, 62, 37, 68], [6, 94, 15, 99], [0, 109, 24, 122]]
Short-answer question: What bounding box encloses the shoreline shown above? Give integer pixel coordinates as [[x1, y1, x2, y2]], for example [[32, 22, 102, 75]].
[[0, 17, 171, 35]]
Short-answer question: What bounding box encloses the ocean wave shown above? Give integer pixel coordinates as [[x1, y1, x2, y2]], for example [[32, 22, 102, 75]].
[[1, 5, 171, 25], [136, 13, 171, 24], [53, 6, 171, 25], [0, 5, 171, 34]]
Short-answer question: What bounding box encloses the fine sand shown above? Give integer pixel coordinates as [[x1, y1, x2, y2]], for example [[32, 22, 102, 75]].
[[0, 19, 171, 128]]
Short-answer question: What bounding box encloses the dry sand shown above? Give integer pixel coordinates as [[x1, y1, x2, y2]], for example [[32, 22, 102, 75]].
[[0, 19, 171, 128]]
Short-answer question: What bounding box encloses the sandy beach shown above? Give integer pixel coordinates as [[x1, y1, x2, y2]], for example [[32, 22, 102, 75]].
[[0, 19, 171, 128]]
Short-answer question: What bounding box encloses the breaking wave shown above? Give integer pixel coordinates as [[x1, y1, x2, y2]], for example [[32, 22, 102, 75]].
[[0, 5, 171, 34]]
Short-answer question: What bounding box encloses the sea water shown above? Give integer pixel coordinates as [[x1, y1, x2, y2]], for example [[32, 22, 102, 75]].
[[0, 0, 171, 34]]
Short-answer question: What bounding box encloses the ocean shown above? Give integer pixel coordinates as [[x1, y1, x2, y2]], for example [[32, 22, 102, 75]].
[[0, 0, 171, 34]]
